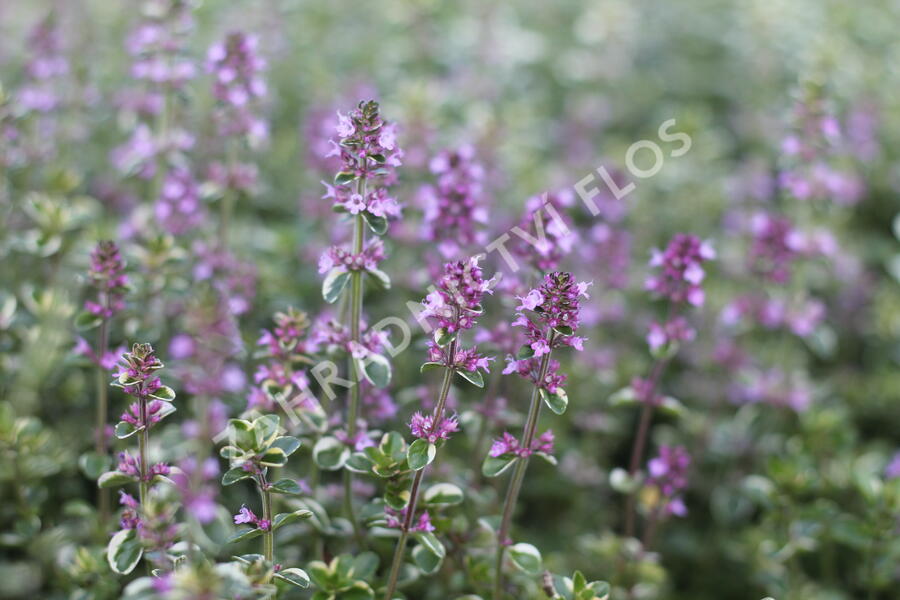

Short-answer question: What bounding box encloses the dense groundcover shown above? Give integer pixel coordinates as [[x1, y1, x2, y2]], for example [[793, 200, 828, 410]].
[[1, 1, 899, 599]]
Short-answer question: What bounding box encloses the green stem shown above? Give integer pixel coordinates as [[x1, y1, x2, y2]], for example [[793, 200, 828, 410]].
[[219, 139, 239, 249], [383, 344, 456, 600], [95, 317, 110, 528], [259, 474, 275, 567], [138, 396, 150, 507], [344, 177, 367, 545], [623, 357, 669, 539], [492, 338, 555, 600]]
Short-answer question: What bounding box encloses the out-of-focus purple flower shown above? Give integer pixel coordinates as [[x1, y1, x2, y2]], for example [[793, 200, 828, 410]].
[[885, 452, 900, 480], [233, 504, 268, 529], [631, 376, 663, 406], [419, 145, 486, 259], [155, 167, 205, 235], [732, 368, 812, 412], [171, 456, 219, 524], [510, 191, 577, 273], [489, 429, 554, 458], [84, 241, 128, 319], [75, 337, 125, 370], [748, 212, 799, 284], [207, 31, 268, 144], [191, 240, 257, 316], [409, 411, 459, 444], [385, 506, 435, 532], [318, 239, 386, 275], [646, 316, 696, 352], [645, 234, 715, 306], [579, 223, 631, 290], [17, 15, 68, 114], [647, 445, 690, 517]]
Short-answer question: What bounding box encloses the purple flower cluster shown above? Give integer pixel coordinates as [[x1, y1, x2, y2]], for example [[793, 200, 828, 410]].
[[114, 343, 164, 399], [385, 506, 435, 532], [120, 400, 166, 429], [646, 445, 690, 517], [646, 234, 715, 307], [419, 145, 486, 258], [207, 32, 268, 142], [318, 238, 386, 275], [17, 15, 68, 114], [329, 100, 403, 181], [313, 317, 390, 359], [646, 316, 696, 352], [503, 357, 567, 394], [409, 411, 460, 444], [247, 307, 318, 413], [116, 450, 170, 482], [511, 271, 590, 356], [84, 240, 128, 319], [233, 504, 271, 531], [721, 294, 825, 338], [422, 257, 493, 333], [155, 167, 205, 235], [171, 456, 219, 524], [510, 191, 577, 273], [126, 0, 195, 90], [191, 241, 257, 315], [748, 212, 801, 284], [489, 429, 554, 458]]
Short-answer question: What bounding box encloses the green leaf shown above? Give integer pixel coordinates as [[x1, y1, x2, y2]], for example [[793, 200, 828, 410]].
[[609, 468, 641, 494], [407, 439, 436, 471], [98, 471, 138, 489], [337, 582, 375, 600], [114, 421, 141, 439], [270, 436, 301, 456], [227, 419, 256, 450], [412, 544, 444, 574], [259, 447, 288, 467], [254, 414, 281, 448], [508, 543, 542, 575], [455, 368, 484, 388], [222, 466, 253, 486], [366, 267, 391, 289], [75, 311, 102, 331], [482, 454, 518, 478], [269, 478, 303, 495], [584, 581, 611, 600], [79, 451, 110, 480], [345, 452, 375, 474], [540, 387, 568, 415], [433, 327, 456, 347], [423, 483, 464, 506], [353, 551, 379, 581], [334, 171, 356, 185], [322, 269, 352, 304], [149, 385, 176, 401], [516, 344, 535, 359], [275, 567, 310, 588], [272, 509, 313, 531], [420, 362, 444, 373], [607, 386, 638, 408], [313, 436, 349, 470], [414, 531, 445, 558], [306, 561, 331, 590], [107, 528, 143, 574], [226, 527, 264, 544], [363, 211, 388, 236], [553, 325, 574, 336], [358, 353, 392, 388]]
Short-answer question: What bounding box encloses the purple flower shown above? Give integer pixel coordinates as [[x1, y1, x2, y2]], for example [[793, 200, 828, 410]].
[[422, 257, 493, 333], [119, 491, 141, 530], [155, 167, 205, 235], [84, 241, 128, 319], [885, 452, 900, 480], [510, 191, 577, 273], [171, 456, 220, 524], [645, 234, 715, 306], [489, 429, 554, 458], [318, 239, 386, 275], [502, 357, 567, 394], [646, 316, 696, 351], [233, 505, 258, 525], [647, 445, 691, 517], [113, 343, 165, 399], [409, 411, 459, 444], [207, 32, 268, 143], [419, 145, 486, 258], [511, 271, 590, 357], [384, 507, 435, 532]]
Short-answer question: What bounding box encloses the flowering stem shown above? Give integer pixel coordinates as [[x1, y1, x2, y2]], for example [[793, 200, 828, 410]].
[[623, 357, 669, 539], [383, 341, 457, 600], [344, 177, 368, 545], [493, 336, 555, 600], [137, 396, 150, 507], [95, 316, 110, 526], [219, 139, 239, 249], [258, 473, 274, 567]]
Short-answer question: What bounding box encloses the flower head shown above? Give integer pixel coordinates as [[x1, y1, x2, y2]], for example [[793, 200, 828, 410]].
[[84, 240, 128, 319], [511, 271, 590, 356], [645, 234, 715, 306], [409, 411, 459, 444]]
